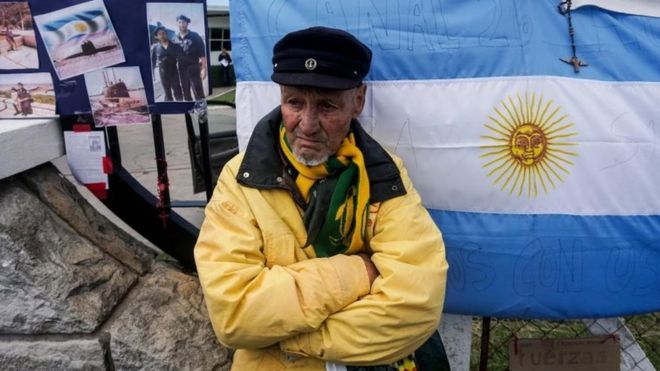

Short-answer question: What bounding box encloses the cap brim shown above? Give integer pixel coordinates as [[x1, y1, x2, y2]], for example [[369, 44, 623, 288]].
[[271, 72, 360, 90]]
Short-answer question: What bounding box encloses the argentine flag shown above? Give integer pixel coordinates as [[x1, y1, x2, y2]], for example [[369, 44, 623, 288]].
[[230, 0, 660, 319], [37, 8, 108, 47]]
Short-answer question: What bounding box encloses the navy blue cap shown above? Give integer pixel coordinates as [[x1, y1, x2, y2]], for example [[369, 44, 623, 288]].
[[176, 14, 191, 23], [271, 26, 372, 90], [153, 26, 166, 36]]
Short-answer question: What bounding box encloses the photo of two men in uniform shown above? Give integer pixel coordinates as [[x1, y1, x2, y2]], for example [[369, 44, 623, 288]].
[[148, 4, 208, 103]]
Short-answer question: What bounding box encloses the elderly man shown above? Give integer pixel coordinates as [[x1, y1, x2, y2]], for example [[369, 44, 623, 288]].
[[195, 26, 449, 370], [175, 14, 206, 101]]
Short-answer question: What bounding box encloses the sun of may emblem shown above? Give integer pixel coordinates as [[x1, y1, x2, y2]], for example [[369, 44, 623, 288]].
[[481, 93, 578, 198]]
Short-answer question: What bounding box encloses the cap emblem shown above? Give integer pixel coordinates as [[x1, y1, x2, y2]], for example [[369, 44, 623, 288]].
[[304, 58, 317, 71]]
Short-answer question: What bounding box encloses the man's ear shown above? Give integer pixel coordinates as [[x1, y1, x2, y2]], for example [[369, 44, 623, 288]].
[[353, 84, 367, 118]]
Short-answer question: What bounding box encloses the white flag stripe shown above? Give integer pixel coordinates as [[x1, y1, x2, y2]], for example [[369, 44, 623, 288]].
[[59, 20, 88, 42], [572, 0, 660, 18], [237, 76, 660, 216]]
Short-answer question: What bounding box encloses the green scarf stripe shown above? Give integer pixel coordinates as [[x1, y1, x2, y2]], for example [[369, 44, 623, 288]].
[[325, 157, 345, 173], [313, 164, 358, 257]]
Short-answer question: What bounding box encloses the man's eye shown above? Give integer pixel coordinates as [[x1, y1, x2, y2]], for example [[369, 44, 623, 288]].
[[287, 99, 302, 108], [320, 102, 338, 111]]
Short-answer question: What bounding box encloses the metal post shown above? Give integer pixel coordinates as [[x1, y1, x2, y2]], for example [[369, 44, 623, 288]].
[[189, 112, 213, 200], [151, 114, 171, 219], [479, 317, 491, 371], [105, 126, 121, 166]]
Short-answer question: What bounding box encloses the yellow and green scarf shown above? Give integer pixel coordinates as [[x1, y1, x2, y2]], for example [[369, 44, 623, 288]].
[[279, 123, 370, 257]]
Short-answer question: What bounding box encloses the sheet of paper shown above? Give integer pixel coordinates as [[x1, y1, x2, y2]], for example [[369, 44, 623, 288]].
[[63, 130, 108, 188]]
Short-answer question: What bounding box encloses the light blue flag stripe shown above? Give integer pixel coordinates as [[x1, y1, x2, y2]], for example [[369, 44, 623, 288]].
[[430, 210, 660, 318], [43, 10, 105, 31], [231, 0, 660, 83]]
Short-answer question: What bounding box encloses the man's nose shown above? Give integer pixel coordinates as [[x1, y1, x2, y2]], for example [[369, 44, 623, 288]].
[[299, 107, 320, 135]]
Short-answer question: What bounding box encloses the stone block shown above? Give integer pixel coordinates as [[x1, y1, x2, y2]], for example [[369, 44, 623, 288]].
[[21, 163, 155, 275], [0, 179, 137, 334], [0, 338, 109, 370], [110, 263, 231, 370]]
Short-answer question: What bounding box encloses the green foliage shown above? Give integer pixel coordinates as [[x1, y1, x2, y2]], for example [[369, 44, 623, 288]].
[[1, 2, 32, 30], [33, 94, 55, 105]]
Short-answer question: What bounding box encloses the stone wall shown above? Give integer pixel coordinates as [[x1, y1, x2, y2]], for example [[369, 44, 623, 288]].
[[0, 163, 232, 370]]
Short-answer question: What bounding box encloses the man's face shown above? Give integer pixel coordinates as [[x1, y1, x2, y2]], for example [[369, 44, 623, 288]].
[[156, 30, 168, 42], [177, 20, 189, 33], [280, 85, 366, 166]]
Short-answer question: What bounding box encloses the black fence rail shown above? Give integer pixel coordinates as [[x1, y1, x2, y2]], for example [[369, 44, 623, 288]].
[[471, 313, 660, 370]]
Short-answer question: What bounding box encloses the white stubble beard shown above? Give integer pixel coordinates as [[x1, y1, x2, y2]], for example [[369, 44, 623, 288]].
[[293, 150, 328, 167]]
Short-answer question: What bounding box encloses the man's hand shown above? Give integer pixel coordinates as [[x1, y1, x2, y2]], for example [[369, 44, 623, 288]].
[[357, 253, 379, 286], [199, 57, 207, 79]]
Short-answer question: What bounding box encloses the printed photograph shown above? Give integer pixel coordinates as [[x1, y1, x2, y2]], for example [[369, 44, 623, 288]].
[[0, 72, 55, 118], [84, 66, 150, 127], [147, 2, 208, 102], [0, 2, 38, 69], [34, 0, 125, 80]]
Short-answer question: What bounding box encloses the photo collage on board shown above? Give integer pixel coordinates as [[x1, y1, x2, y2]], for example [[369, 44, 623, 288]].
[[2, 0, 209, 124]]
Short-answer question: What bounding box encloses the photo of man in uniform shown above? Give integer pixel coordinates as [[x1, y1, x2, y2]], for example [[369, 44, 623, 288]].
[[150, 26, 183, 101], [174, 14, 206, 101]]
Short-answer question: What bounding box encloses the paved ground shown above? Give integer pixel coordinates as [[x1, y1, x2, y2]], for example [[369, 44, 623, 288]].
[[0, 46, 39, 69], [116, 96, 236, 227], [0, 98, 55, 117]]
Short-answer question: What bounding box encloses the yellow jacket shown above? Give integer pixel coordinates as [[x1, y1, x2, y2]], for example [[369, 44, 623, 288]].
[[195, 110, 448, 370]]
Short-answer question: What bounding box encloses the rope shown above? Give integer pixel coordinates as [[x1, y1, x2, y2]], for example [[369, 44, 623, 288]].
[[558, 0, 588, 72]]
